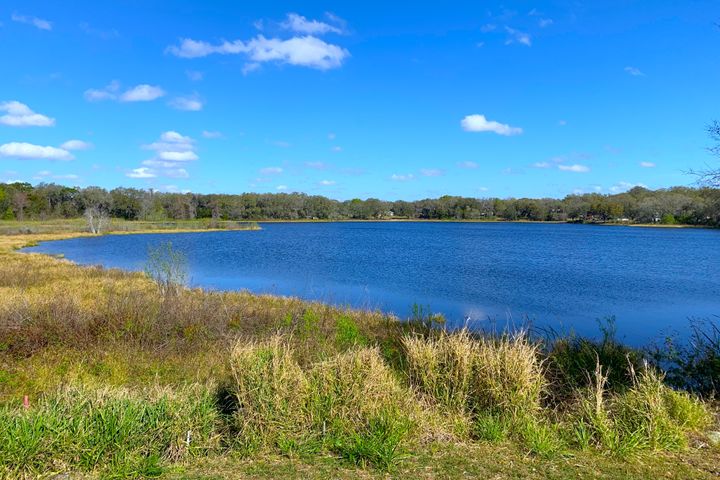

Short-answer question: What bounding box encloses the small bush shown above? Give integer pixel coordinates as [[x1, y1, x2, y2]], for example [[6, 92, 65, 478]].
[[651, 318, 720, 395], [227, 341, 417, 471], [613, 367, 709, 452], [145, 241, 188, 297], [335, 315, 368, 350], [547, 317, 644, 395]]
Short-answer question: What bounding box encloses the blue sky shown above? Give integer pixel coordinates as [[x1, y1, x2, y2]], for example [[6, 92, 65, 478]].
[[0, 1, 718, 200]]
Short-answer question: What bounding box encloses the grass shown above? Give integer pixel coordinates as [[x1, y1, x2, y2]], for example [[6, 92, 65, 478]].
[[0, 385, 219, 479], [0, 226, 718, 478], [0, 218, 260, 236]]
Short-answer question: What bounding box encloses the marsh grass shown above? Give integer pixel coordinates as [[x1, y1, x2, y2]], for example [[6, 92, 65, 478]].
[[571, 360, 712, 456], [227, 338, 417, 470], [403, 329, 546, 419]]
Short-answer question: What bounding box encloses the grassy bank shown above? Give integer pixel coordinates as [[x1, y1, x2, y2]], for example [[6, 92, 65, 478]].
[[0, 218, 260, 236], [0, 228, 718, 479]]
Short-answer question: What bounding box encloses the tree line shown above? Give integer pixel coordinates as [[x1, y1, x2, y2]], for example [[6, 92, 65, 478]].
[[1, 182, 719, 226]]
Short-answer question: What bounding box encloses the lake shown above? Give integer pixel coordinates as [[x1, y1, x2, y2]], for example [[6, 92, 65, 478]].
[[23, 222, 720, 343]]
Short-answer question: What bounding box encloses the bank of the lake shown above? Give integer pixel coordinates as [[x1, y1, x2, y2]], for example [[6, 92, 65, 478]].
[[22, 221, 720, 345]]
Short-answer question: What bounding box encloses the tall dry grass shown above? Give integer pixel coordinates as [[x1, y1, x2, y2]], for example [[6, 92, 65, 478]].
[[403, 329, 546, 418]]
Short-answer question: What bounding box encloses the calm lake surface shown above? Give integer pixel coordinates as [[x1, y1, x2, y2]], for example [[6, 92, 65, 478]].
[[23, 222, 720, 343]]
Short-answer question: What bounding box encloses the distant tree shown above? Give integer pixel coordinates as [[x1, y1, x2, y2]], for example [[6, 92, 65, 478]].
[[80, 186, 111, 233], [11, 191, 29, 221], [84, 206, 108, 234], [695, 121, 720, 187]]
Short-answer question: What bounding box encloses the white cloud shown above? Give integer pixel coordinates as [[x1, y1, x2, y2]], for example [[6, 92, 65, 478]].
[[505, 27, 531, 46], [276, 185, 288, 191], [480, 23, 497, 32], [281, 13, 343, 35], [84, 80, 121, 101], [86, 81, 165, 103], [127, 167, 156, 178], [538, 18, 553, 28], [318, 179, 336, 186], [558, 164, 590, 173], [202, 130, 223, 139], [457, 161, 478, 169], [160, 131, 191, 143], [420, 168, 444, 177], [60, 139, 92, 150], [169, 95, 203, 111], [390, 173, 415, 181], [640, 161, 656, 168], [132, 131, 198, 179], [260, 166, 283, 175], [120, 84, 165, 102], [11, 13, 51, 30], [167, 35, 350, 70], [331, 146, 342, 152], [461, 114, 523, 136], [0, 101, 55, 127], [624, 66, 644, 76], [532, 162, 551, 168], [0, 142, 72, 160], [158, 151, 198, 162]]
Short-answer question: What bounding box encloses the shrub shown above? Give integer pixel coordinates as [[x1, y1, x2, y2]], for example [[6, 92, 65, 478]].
[[335, 315, 368, 350], [145, 241, 188, 297], [651, 318, 720, 395], [547, 317, 644, 395]]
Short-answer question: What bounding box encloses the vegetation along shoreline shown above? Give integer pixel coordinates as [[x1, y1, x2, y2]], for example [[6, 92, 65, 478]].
[[0, 223, 719, 478]]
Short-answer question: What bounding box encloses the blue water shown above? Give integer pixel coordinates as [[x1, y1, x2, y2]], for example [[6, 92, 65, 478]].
[[22, 222, 720, 343]]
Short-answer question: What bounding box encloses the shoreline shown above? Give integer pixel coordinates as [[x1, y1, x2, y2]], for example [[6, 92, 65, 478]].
[[2, 224, 719, 479]]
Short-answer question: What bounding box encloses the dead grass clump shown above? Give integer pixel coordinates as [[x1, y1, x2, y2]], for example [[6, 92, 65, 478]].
[[403, 330, 546, 418], [228, 336, 310, 452]]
